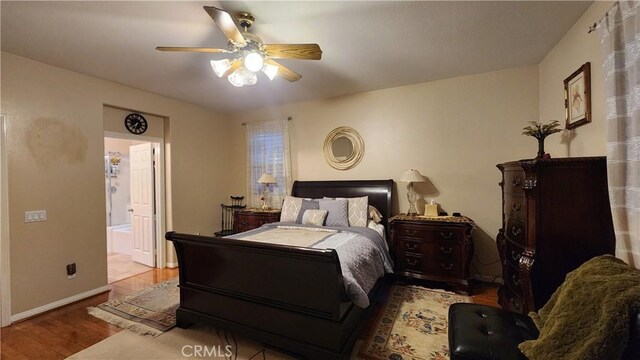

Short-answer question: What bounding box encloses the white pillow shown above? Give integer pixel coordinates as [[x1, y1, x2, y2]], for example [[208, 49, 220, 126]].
[[302, 209, 328, 226], [369, 205, 383, 224], [280, 196, 303, 222]]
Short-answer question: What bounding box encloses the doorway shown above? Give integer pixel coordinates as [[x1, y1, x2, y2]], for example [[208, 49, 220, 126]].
[[104, 135, 164, 283]]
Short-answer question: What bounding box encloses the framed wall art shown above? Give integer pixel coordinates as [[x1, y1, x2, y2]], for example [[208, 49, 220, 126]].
[[564, 62, 591, 129]]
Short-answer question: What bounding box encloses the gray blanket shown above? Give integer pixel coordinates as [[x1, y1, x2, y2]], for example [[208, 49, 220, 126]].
[[228, 222, 394, 307]]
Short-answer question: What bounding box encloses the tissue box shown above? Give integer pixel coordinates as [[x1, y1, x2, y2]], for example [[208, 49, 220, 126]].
[[424, 204, 438, 217]]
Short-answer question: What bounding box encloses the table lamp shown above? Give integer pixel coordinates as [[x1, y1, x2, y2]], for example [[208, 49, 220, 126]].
[[257, 173, 277, 210], [399, 169, 425, 216]]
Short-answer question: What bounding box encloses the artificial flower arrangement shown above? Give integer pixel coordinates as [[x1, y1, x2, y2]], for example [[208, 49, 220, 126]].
[[522, 120, 562, 159]]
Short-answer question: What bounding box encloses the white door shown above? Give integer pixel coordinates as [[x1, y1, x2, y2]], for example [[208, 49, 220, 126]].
[[130, 143, 155, 267]]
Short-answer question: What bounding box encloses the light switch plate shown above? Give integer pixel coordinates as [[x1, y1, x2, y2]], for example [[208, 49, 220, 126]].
[[25, 210, 46, 223]]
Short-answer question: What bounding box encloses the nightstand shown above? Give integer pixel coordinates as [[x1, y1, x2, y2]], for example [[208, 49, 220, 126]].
[[233, 209, 281, 233], [390, 215, 475, 294]]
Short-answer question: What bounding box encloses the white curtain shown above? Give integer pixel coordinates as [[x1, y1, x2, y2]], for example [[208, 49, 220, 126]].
[[245, 119, 292, 209], [599, 0, 640, 267]]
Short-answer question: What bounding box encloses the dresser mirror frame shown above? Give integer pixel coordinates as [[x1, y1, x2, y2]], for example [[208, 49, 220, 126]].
[[323, 126, 365, 170]]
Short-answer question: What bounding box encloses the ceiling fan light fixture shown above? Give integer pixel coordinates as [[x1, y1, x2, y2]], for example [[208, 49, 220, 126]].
[[244, 51, 264, 72], [262, 63, 279, 81], [210, 59, 232, 78], [228, 66, 257, 87]]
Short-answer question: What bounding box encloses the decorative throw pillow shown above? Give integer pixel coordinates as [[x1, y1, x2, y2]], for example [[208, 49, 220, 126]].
[[296, 199, 320, 223], [369, 205, 383, 224], [318, 198, 349, 227], [301, 209, 328, 226], [347, 196, 369, 227], [280, 196, 303, 222]]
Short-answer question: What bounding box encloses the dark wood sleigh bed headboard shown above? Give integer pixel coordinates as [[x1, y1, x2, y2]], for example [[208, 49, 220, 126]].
[[291, 179, 394, 231]]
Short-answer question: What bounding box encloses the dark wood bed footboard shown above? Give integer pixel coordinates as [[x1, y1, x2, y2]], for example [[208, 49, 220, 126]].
[[167, 231, 381, 359]]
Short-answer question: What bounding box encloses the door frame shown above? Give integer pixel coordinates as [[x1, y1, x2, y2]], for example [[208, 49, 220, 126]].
[[1, 114, 11, 326], [104, 131, 166, 268]]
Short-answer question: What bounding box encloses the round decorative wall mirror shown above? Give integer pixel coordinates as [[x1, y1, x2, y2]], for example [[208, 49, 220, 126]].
[[323, 126, 364, 170]]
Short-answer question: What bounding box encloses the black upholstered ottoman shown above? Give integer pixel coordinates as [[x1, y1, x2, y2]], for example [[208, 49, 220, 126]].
[[448, 303, 539, 360]]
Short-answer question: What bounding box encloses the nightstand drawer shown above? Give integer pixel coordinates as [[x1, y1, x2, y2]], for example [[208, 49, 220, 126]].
[[396, 227, 463, 243], [399, 239, 461, 259], [399, 254, 462, 278], [234, 210, 281, 233]]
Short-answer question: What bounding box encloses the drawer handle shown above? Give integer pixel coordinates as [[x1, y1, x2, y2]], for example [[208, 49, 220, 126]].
[[511, 274, 521, 286], [405, 243, 418, 251], [512, 203, 522, 211], [511, 226, 522, 237], [510, 297, 522, 311], [405, 229, 417, 236], [512, 178, 522, 186], [510, 250, 521, 262], [440, 246, 453, 254], [406, 258, 418, 266], [441, 263, 454, 270], [241, 219, 248, 225], [440, 232, 454, 240]]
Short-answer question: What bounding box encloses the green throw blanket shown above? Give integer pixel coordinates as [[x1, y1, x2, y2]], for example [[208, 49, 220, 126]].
[[519, 255, 640, 360]]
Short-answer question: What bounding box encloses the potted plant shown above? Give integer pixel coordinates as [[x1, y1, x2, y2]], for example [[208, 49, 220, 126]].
[[522, 120, 562, 159]]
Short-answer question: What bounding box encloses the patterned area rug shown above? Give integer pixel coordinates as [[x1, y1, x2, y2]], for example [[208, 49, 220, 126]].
[[88, 278, 179, 337], [358, 285, 472, 360]]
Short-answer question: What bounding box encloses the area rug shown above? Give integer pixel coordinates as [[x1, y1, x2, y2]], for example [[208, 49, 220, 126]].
[[66, 323, 294, 359], [358, 285, 472, 360], [87, 278, 179, 337]]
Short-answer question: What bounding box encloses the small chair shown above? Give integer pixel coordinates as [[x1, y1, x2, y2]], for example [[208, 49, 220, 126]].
[[214, 196, 245, 236]]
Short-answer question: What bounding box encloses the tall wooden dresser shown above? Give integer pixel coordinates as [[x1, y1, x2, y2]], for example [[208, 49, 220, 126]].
[[496, 157, 615, 314]]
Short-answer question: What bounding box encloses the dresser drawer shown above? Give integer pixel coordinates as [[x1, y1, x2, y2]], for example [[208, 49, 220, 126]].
[[505, 262, 524, 294], [505, 240, 525, 268], [500, 286, 526, 314], [504, 194, 526, 222], [505, 217, 526, 246], [504, 169, 525, 195]]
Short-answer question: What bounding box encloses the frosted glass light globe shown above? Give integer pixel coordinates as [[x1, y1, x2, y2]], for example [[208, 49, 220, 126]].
[[244, 52, 264, 72]]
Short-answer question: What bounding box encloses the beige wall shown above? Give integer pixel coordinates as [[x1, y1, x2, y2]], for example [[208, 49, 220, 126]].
[[232, 66, 541, 278], [1, 52, 234, 315], [539, 1, 613, 157]]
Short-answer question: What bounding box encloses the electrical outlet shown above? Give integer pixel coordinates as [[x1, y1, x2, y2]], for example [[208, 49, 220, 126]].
[[66, 263, 76, 279]]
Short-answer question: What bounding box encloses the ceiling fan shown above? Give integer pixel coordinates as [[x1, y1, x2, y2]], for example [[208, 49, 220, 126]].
[[156, 6, 322, 87]]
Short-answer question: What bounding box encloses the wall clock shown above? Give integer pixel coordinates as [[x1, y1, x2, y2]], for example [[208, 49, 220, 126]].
[[124, 113, 148, 135]]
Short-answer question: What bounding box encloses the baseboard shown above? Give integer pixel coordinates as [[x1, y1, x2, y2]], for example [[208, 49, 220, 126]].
[[10, 285, 111, 324], [166, 262, 178, 268]]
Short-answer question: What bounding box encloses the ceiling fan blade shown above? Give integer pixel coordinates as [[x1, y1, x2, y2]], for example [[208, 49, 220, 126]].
[[203, 6, 247, 47], [223, 59, 242, 78], [156, 47, 231, 53], [264, 44, 322, 60], [266, 60, 302, 82]]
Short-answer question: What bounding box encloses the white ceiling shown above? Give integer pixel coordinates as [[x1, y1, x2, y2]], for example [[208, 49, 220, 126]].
[[1, 1, 592, 114]]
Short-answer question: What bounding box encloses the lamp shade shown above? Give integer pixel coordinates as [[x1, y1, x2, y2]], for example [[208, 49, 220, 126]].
[[257, 173, 277, 184], [399, 169, 425, 183]]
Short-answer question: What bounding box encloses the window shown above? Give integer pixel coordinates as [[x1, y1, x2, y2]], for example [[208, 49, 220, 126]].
[[245, 119, 291, 208]]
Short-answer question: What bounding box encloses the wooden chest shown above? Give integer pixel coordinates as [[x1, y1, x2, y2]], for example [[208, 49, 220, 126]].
[[496, 157, 615, 313]]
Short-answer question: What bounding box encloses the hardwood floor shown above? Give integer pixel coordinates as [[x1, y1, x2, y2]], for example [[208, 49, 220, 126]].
[[0, 270, 498, 360], [0, 268, 178, 360]]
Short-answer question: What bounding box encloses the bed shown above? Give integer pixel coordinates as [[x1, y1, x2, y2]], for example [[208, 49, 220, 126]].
[[166, 179, 394, 359]]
